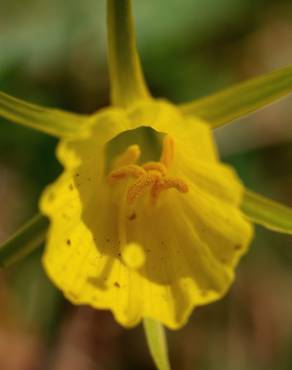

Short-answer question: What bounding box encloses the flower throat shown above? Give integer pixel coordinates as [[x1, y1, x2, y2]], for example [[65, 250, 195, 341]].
[[108, 135, 188, 205]]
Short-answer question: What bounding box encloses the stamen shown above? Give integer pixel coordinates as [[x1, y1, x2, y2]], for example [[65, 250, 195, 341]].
[[108, 164, 146, 183], [113, 144, 141, 168], [151, 176, 189, 201], [142, 161, 167, 175], [127, 172, 161, 204], [160, 135, 175, 168], [107, 135, 188, 205]]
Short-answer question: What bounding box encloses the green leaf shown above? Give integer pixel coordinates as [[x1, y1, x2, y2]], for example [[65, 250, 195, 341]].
[[0, 214, 48, 268], [242, 189, 292, 234], [180, 65, 292, 128], [107, 0, 150, 107], [0, 91, 88, 137], [143, 318, 171, 370]]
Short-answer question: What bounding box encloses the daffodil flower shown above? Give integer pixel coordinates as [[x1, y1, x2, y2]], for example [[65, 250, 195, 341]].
[[1, 0, 292, 333], [38, 97, 253, 328]]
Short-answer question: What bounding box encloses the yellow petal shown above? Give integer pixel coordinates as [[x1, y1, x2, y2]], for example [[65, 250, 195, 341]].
[[41, 100, 253, 329]]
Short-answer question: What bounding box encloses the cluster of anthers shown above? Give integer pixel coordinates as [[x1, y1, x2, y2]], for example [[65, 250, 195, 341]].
[[107, 135, 189, 205]]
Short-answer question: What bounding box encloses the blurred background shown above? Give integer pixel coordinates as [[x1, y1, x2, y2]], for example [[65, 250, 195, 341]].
[[0, 0, 292, 369]]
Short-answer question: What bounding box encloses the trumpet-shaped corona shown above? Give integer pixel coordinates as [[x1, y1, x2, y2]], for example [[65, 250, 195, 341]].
[[41, 100, 253, 329]]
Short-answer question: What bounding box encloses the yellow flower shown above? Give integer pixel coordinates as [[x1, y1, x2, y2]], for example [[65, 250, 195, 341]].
[[40, 98, 253, 328], [1, 0, 292, 331]]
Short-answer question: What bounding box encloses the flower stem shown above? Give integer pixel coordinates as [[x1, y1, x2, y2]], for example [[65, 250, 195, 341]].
[[143, 318, 171, 370], [107, 0, 150, 107], [0, 214, 48, 268]]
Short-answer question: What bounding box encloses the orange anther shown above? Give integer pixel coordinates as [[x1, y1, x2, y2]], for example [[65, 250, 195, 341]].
[[108, 136, 188, 205], [108, 164, 146, 183], [113, 145, 141, 168], [160, 135, 175, 168], [142, 161, 167, 176], [151, 176, 188, 201], [127, 172, 160, 204]]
